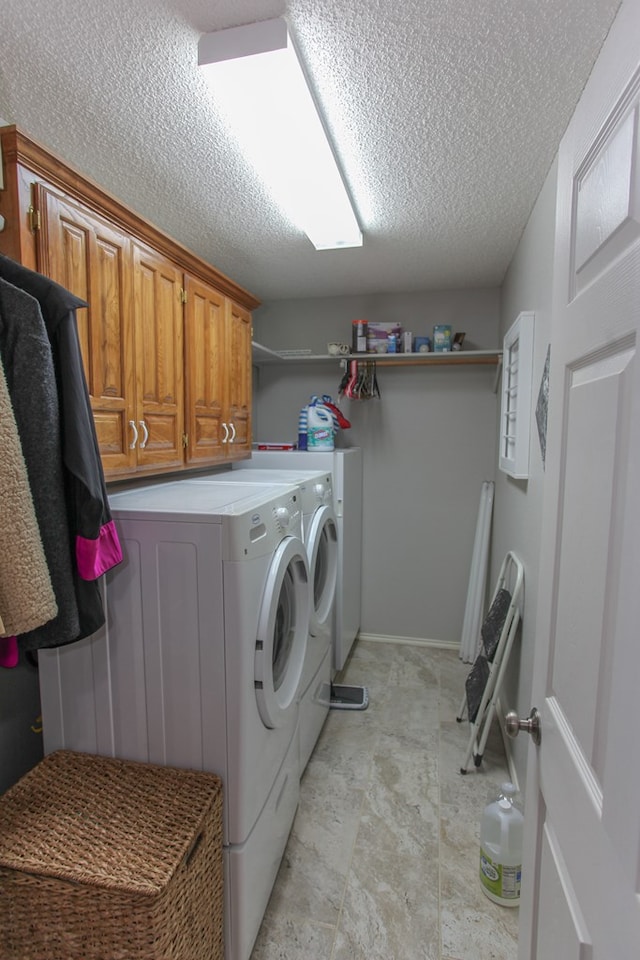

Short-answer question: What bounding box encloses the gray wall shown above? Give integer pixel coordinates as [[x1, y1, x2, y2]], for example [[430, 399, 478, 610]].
[[254, 289, 500, 644], [491, 157, 558, 787], [255, 290, 500, 356]]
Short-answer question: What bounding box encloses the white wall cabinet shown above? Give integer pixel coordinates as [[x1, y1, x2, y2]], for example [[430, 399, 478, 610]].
[[499, 311, 535, 479]]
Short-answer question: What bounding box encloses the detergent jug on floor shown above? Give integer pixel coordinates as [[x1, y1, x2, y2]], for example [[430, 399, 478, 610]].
[[479, 782, 523, 907]]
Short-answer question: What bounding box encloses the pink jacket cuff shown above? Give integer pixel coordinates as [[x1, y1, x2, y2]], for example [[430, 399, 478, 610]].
[[76, 520, 123, 579], [0, 636, 19, 668]]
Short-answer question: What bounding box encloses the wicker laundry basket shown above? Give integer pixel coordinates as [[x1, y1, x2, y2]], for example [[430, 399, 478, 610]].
[[0, 750, 224, 960]]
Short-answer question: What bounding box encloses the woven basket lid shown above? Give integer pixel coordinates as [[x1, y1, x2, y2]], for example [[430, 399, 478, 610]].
[[0, 751, 221, 895]]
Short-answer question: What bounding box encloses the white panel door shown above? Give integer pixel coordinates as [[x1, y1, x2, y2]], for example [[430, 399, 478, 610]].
[[518, 2, 640, 958]]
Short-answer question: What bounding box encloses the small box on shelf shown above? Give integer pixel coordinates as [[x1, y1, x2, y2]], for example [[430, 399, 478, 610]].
[[366, 322, 402, 353], [433, 325, 453, 352], [414, 336, 431, 353]]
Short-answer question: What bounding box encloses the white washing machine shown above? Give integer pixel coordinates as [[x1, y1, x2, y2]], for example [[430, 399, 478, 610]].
[[244, 448, 363, 671], [38, 479, 310, 960], [191, 466, 338, 772]]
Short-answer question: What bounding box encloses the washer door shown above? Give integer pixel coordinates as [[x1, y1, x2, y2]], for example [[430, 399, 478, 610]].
[[255, 535, 310, 728], [307, 504, 338, 637]]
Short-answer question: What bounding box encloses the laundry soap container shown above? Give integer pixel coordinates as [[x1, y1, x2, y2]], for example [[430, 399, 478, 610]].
[[305, 399, 335, 450], [479, 782, 523, 906], [307, 405, 334, 449]]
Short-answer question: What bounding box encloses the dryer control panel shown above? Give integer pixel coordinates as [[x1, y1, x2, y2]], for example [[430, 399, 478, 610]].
[[225, 487, 303, 561]]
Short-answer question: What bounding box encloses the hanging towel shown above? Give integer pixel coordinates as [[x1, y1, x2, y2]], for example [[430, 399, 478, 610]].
[[0, 278, 80, 650], [0, 362, 57, 645]]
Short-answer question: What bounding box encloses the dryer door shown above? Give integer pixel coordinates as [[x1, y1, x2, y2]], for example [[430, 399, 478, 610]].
[[255, 535, 310, 728], [307, 504, 339, 637]]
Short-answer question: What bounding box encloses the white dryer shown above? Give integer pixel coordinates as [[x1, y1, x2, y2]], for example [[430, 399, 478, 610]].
[[243, 448, 363, 671], [38, 479, 310, 960], [192, 466, 338, 772]]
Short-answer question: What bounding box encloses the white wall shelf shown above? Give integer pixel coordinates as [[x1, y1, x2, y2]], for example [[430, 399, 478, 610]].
[[252, 341, 502, 367]]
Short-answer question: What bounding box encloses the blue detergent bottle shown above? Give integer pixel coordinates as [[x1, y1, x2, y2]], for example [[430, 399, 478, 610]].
[[297, 405, 308, 450]]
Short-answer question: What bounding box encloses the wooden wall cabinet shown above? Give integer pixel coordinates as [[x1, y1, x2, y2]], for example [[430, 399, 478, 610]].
[[0, 125, 259, 480]]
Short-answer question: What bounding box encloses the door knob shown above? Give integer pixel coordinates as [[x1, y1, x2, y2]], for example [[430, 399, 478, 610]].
[[505, 707, 541, 745]]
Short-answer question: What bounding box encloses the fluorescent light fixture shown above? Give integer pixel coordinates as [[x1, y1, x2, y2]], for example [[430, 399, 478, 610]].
[[198, 18, 362, 251]]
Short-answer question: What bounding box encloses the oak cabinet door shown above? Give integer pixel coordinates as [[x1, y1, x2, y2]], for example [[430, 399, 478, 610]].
[[183, 277, 253, 464], [36, 184, 136, 474], [183, 274, 226, 465], [226, 300, 252, 456], [131, 241, 184, 470]]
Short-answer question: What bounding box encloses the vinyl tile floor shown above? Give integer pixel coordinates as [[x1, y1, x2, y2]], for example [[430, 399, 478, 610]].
[[251, 639, 520, 960]]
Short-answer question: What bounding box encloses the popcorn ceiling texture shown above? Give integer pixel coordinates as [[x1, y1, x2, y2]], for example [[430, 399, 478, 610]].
[[0, 0, 620, 301]]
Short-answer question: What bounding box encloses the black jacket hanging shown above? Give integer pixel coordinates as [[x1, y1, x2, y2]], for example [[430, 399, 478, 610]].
[[0, 255, 123, 646]]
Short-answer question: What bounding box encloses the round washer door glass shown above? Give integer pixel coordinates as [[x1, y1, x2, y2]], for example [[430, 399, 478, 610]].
[[307, 505, 338, 636], [255, 535, 310, 728]]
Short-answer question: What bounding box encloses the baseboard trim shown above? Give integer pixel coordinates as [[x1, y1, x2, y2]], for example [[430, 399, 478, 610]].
[[356, 632, 459, 652]]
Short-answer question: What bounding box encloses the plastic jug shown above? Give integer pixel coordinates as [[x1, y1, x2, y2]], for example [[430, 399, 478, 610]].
[[479, 782, 523, 906], [307, 403, 335, 450]]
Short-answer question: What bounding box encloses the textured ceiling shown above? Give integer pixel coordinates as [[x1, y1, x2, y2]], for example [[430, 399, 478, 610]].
[[0, 0, 620, 303]]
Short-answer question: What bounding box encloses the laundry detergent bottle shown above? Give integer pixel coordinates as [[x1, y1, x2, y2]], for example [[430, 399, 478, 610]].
[[306, 401, 335, 450], [479, 782, 523, 906]]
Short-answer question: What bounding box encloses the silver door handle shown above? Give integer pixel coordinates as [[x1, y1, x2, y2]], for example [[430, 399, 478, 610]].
[[139, 420, 149, 448], [222, 422, 229, 443], [228, 421, 236, 443], [505, 708, 541, 745], [128, 420, 138, 449]]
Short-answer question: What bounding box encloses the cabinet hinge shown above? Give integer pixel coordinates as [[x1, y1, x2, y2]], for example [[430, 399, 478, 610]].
[[180, 288, 187, 304], [182, 433, 189, 448], [28, 205, 41, 231]]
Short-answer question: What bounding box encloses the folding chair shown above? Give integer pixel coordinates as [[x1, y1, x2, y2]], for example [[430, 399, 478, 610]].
[[457, 551, 524, 774]]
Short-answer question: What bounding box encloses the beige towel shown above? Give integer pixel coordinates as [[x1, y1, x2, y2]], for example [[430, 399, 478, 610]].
[[0, 362, 57, 636]]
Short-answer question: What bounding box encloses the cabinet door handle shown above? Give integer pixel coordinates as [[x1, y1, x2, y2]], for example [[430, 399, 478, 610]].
[[129, 420, 138, 449], [139, 420, 149, 449], [228, 421, 236, 443], [222, 422, 229, 443]]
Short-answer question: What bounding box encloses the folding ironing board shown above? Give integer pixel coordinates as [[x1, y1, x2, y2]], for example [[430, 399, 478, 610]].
[[457, 551, 524, 774]]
